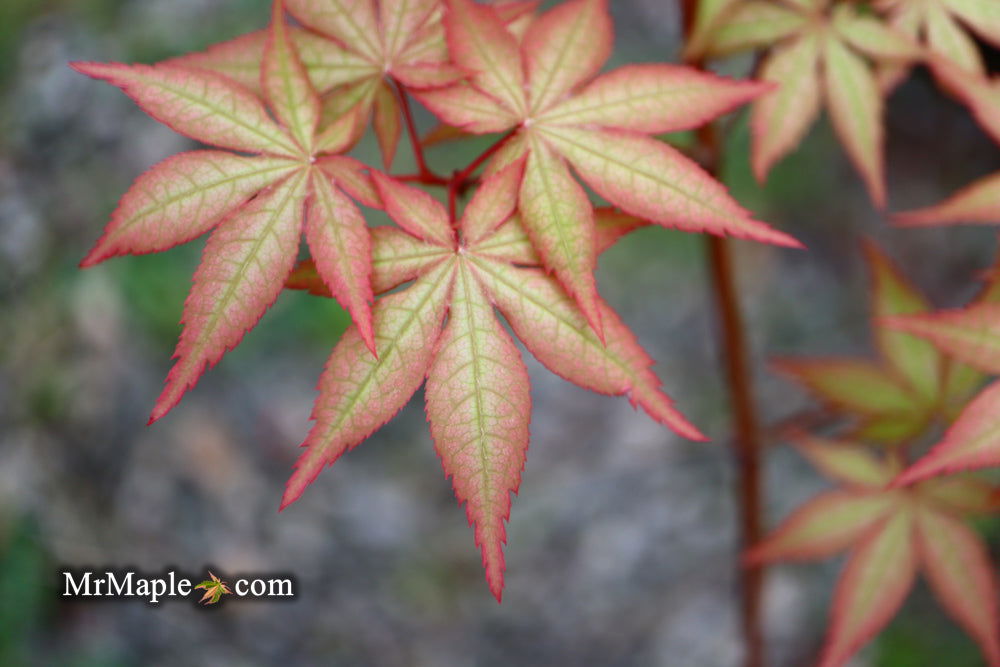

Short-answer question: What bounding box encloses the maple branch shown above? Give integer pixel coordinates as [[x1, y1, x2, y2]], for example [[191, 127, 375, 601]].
[[679, 3, 766, 666], [393, 115, 515, 221], [706, 225, 766, 667], [394, 79, 446, 184], [454, 129, 517, 186], [446, 129, 518, 222], [448, 178, 460, 223], [396, 172, 449, 186]]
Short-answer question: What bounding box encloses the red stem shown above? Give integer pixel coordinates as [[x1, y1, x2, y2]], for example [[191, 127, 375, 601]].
[[394, 79, 440, 182], [395, 84, 516, 223], [708, 228, 765, 667], [447, 129, 517, 222], [678, 2, 766, 666], [453, 129, 517, 185], [448, 179, 459, 223], [397, 172, 448, 186]]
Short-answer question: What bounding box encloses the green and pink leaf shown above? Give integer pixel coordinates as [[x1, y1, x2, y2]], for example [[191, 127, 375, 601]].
[[372, 172, 454, 247], [70, 61, 300, 156], [823, 35, 887, 208], [793, 435, 897, 489], [425, 262, 531, 601], [519, 135, 603, 338], [819, 511, 918, 667], [864, 241, 942, 404], [282, 261, 455, 508], [460, 156, 526, 245], [152, 171, 309, 422], [538, 64, 770, 134], [751, 33, 822, 183], [772, 358, 921, 416], [522, 0, 611, 116], [894, 172, 1000, 227], [445, 0, 526, 115], [305, 169, 376, 355], [263, 1, 321, 153], [540, 126, 802, 248], [915, 507, 1000, 666], [895, 380, 1000, 484], [80, 152, 298, 267], [285, 0, 382, 63], [883, 302, 1000, 375], [747, 490, 898, 562], [470, 258, 704, 440]]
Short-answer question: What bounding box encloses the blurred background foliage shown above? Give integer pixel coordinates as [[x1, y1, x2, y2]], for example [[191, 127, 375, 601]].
[[0, 1, 998, 665]]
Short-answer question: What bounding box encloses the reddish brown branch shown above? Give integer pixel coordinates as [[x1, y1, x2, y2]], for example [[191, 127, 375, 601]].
[[707, 229, 766, 667], [392, 84, 515, 223], [394, 79, 442, 183], [453, 129, 517, 185], [396, 172, 449, 186], [678, 2, 766, 666], [446, 129, 516, 222], [448, 177, 460, 223]]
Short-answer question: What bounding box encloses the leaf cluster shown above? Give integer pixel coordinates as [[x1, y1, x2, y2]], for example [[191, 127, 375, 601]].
[[771, 242, 1000, 664], [70, 0, 1000, 657], [687, 3, 1000, 662], [73, 0, 793, 601]]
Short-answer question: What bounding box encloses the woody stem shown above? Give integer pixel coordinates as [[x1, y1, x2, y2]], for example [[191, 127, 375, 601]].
[[395, 80, 446, 185], [707, 220, 766, 667], [453, 129, 518, 187], [679, 3, 766, 667], [447, 129, 518, 222], [393, 86, 516, 221]]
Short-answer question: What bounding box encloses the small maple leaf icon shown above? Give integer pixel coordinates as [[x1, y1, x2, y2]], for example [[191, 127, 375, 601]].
[[194, 571, 233, 605]]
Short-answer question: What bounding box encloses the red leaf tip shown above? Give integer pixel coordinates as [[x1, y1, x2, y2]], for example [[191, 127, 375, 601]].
[[277, 491, 298, 513], [483, 548, 507, 603], [79, 241, 115, 268], [891, 460, 949, 488], [755, 224, 805, 249], [281, 444, 336, 511], [722, 77, 778, 103], [890, 210, 932, 228], [147, 406, 168, 426], [680, 420, 710, 443], [69, 61, 127, 81]]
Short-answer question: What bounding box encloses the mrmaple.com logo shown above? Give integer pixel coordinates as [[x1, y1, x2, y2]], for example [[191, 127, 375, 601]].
[[60, 568, 295, 605]]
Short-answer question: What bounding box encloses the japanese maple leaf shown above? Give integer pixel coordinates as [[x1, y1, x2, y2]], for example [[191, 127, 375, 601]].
[[748, 435, 1000, 667], [697, 0, 921, 207], [895, 171, 1000, 228], [870, 7, 1000, 145], [935, 57, 1000, 143], [681, 0, 743, 61], [73, 1, 381, 422], [279, 163, 706, 601], [879, 249, 1000, 482], [170, 1, 537, 170], [888, 56, 1000, 232], [413, 0, 799, 338], [874, 0, 1000, 88], [280, 0, 537, 168], [885, 152, 1000, 481], [774, 241, 982, 443], [194, 571, 233, 605]]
